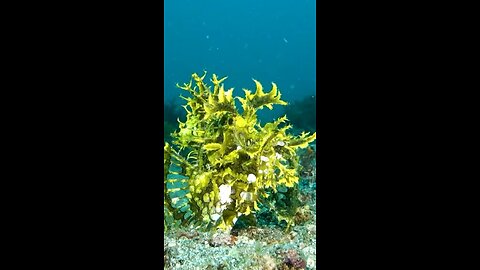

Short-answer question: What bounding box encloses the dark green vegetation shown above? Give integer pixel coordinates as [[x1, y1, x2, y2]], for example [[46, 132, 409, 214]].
[[164, 99, 185, 143], [284, 95, 316, 134]]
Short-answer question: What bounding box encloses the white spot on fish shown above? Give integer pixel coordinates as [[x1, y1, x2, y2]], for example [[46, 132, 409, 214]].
[[219, 184, 232, 204], [211, 213, 221, 221], [247, 173, 257, 183], [240, 191, 253, 201]]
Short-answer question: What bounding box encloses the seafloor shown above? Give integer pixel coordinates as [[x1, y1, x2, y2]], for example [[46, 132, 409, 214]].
[[164, 146, 317, 270]]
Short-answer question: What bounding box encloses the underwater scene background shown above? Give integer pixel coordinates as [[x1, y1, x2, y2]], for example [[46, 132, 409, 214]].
[[164, 0, 317, 269]]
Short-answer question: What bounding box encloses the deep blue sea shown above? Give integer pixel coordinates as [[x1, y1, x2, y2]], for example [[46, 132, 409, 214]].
[[164, 0, 316, 122]]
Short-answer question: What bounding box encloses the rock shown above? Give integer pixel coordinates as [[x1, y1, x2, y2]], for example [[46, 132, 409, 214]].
[[307, 224, 316, 234], [307, 255, 316, 269], [209, 232, 235, 247]]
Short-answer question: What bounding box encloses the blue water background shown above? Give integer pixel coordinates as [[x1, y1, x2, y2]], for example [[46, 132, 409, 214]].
[[164, 0, 316, 122]]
